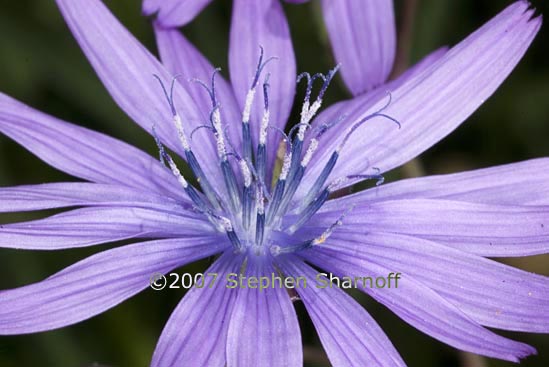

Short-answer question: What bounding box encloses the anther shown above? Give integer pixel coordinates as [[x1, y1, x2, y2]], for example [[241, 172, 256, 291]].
[[287, 188, 330, 234], [255, 186, 266, 246], [327, 172, 385, 193], [153, 75, 222, 210], [153, 130, 214, 214], [287, 65, 341, 186], [272, 205, 352, 255], [213, 214, 244, 252]]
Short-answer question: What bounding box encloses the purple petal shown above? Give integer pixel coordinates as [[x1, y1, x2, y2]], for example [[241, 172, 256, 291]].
[[55, 0, 224, 192], [313, 199, 549, 257], [280, 256, 405, 367], [151, 251, 242, 367], [301, 2, 541, 192], [302, 246, 537, 362], [317, 231, 549, 333], [0, 206, 215, 250], [0, 182, 181, 213], [321, 0, 396, 95], [226, 260, 302, 367], [388, 46, 449, 90], [154, 25, 242, 151], [229, 0, 296, 179], [143, 0, 213, 27], [323, 158, 549, 208], [0, 94, 184, 200], [330, 158, 549, 206], [0, 236, 225, 335]]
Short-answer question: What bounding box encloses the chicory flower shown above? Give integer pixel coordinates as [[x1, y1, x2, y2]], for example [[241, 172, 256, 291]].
[[0, 1, 547, 366]]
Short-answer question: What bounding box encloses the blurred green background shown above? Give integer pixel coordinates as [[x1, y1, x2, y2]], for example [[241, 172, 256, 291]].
[[1, 0, 548, 366]]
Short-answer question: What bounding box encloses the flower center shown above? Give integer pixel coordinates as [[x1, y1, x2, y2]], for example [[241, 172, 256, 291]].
[[153, 48, 398, 258]]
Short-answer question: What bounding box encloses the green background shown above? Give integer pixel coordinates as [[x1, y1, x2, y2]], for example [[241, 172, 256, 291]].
[[0, 0, 548, 366]]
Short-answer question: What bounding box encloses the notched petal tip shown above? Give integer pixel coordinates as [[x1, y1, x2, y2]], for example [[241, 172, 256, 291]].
[[515, 0, 543, 22], [514, 344, 538, 362]]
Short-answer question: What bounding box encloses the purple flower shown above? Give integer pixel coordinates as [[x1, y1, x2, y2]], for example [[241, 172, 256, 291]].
[[0, 0, 547, 366]]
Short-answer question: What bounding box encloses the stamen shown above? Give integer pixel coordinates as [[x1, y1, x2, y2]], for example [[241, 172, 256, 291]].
[[213, 213, 244, 252], [241, 83, 254, 162], [240, 159, 253, 230], [312, 205, 354, 245], [272, 138, 319, 217], [291, 170, 382, 234], [300, 94, 399, 210], [327, 171, 384, 193], [301, 138, 319, 167], [287, 188, 330, 234], [243, 89, 256, 125], [185, 149, 223, 210], [296, 65, 340, 130], [241, 47, 276, 163], [300, 151, 339, 210], [287, 65, 340, 185], [153, 130, 213, 214], [255, 186, 266, 246], [221, 158, 241, 213], [208, 107, 227, 158], [153, 75, 223, 210], [266, 178, 286, 225], [279, 149, 293, 181], [256, 74, 271, 183], [192, 69, 244, 213], [272, 206, 353, 255], [266, 145, 292, 225], [152, 126, 166, 166]]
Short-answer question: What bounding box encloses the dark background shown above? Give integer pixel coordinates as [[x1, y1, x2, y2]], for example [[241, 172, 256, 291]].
[[0, 0, 548, 366]]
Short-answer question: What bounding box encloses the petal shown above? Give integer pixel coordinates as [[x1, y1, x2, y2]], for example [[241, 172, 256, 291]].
[[154, 25, 242, 151], [229, 0, 296, 177], [302, 2, 541, 192], [321, 0, 396, 95], [143, 0, 213, 27], [0, 182, 179, 213], [151, 251, 243, 367], [0, 94, 184, 200], [318, 231, 549, 333], [323, 158, 549, 207], [313, 199, 549, 257], [0, 236, 225, 334], [0, 206, 215, 250], [226, 260, 302, 367], [55, 0, 224, 192], [302, 246, 537, 363], [280, 256, 405, 367]]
